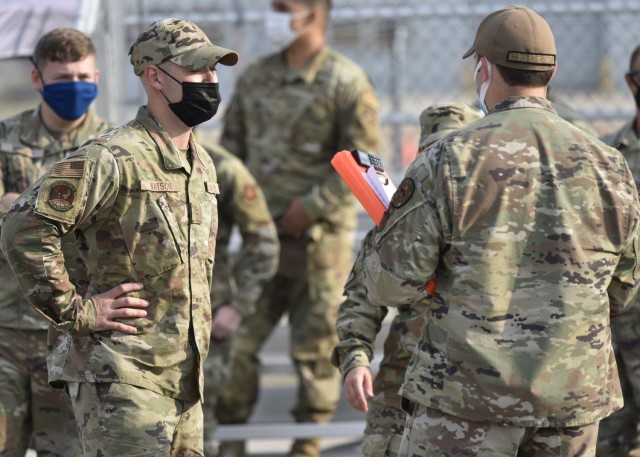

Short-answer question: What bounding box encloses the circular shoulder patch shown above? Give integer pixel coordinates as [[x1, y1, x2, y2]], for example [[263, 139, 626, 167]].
[[48, 181, 76, 211], [391, 178, 415, 208], [242, 184, 258, 203]]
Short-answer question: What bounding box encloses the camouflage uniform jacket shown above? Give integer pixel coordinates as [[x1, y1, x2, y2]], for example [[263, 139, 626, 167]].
[[602, 118, 640, 187], [204, 143, 279, 316], [361, 96, 640, 427], [220, 45, 380, 233], [332, 229, 428, 409], [0, 107, 114, 329], [0, 106, 219, 401]]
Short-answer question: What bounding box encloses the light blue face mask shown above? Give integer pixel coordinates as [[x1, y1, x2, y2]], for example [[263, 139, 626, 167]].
[[41, 81, 98, 121], [474, 58, 492, 114]]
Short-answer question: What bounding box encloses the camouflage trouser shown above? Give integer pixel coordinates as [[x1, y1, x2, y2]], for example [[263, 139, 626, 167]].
[[399, 400, 599, 457], [202, 336, 235, 454], [0, 327, 82, 457], [67, 381, 203, 457], [362, 305, 426, 457], [361, 400, 405, 457], [215, 230, 353, 430], [597, 311, 640, 457]]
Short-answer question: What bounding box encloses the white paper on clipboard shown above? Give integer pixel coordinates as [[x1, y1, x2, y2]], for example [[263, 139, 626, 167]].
[[364, 166, 396, 207]]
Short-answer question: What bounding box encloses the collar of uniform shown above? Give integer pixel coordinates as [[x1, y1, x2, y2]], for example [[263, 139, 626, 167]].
[[16, 106, 57, 152], [189, 138, 211, 171], [18, 106, 102, 154], [492, 96, 558, 115], [135, 105, 210, 172], [280, 46, 329, 85]]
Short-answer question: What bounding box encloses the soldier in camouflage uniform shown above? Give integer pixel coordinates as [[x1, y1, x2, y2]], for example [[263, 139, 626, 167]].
[[200, 143, 280, 456], [214, 1, 380, 456], [0, 28, 114, 457], [0, 18, 238, 456], [597, 44, 640, 457], [332, 103, 483, 457], [359, 7, 640, 456]]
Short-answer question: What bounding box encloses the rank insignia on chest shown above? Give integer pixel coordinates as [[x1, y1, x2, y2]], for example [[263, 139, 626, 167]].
[[47, 181, 76, 211], [391, 178, 415, 208]]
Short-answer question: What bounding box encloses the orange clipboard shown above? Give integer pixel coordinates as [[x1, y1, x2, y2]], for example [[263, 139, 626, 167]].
[[331, 149, 437, 296], [330, 149, 391, 225]]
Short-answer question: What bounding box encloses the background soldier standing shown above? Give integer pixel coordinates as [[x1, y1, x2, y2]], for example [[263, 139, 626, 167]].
[[0, 18, 237, 456], [598, 44, 640, 457], [333, 103, 483, 457], [200, 143, 280, 456], [214, 0, 380, 456], [360, 6, 640, 456], [0, 27, 113, 457]]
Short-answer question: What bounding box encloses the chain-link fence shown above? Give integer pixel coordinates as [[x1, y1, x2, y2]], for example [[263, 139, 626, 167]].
[[3, 0, 640, 176]]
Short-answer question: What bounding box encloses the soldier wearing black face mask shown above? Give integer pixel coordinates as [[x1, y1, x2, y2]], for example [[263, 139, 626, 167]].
[[598, 44, 640, 457], [0, 18, 239, 457]]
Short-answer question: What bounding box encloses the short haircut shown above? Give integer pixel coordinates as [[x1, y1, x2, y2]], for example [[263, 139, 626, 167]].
[[33, 28, 96, 68], [495, 63, 554, 88], [629, 44, 640, 71]]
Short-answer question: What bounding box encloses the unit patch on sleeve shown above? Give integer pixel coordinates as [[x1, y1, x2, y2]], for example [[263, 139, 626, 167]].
[[47, 181, 76, 211], [243, 184, 258, 203], [391, 178, 415, 208], [34, 158, 94, 224]]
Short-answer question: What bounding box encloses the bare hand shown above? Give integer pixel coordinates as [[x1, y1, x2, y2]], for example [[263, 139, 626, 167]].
[[90, 283, 149, 334], [344, 366, 373, 413], [211, 305, 243, 340], [0, 192, 21, 211], [280, 198, 313, 239]]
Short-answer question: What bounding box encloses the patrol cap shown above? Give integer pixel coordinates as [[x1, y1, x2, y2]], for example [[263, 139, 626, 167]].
[[129, 18, 239, 76], [418, 103, 484, 152], [462, 6, 556, 71]]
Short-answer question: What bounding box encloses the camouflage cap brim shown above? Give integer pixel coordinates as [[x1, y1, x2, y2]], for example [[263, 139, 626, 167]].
[[170, 43, 239, 71]]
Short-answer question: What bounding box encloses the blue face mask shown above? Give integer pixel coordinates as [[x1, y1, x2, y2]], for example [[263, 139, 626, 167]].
[[41, 81, 98, 121]]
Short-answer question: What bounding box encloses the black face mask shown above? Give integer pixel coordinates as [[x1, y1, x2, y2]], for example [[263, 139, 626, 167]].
[[157, 66, 221, 127]]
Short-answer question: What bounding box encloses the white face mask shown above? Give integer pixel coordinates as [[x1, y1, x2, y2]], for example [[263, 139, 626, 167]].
[[474, 58, 492, 114], [264, 10, 309, 50]]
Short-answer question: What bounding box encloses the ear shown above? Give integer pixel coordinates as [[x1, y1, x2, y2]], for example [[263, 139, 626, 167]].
[[549, 62, 558, 82], [625, 73, 637, 94], [144, 65, 163, 91], [94, 68, 101, 84], [475, 56, 490, 83], [307, 7, 318, 25], [31, 67, 42, 92]]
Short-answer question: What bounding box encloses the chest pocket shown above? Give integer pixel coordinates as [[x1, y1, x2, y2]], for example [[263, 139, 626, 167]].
[[3, 149, 41, 193], [119, 193, 184, 278]]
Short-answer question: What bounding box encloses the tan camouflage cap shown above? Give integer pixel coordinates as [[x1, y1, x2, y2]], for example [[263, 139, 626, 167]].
[[129, 18, 239, 76], [418, 103, 484, 152], [462, 6, 556, 71]]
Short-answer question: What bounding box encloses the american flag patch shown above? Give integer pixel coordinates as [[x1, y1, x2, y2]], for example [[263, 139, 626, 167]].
[[50, 161, 85, 178]]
